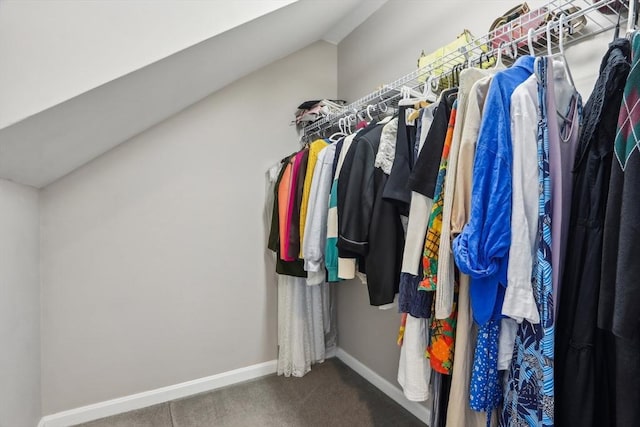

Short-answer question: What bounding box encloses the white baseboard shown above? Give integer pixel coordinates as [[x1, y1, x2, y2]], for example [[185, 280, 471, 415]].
[[335, 348, 430, 425], [38, 360, 278, 427]]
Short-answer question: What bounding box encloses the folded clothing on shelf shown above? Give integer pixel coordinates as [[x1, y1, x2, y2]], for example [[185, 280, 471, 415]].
[[294, 99, 347, 131]]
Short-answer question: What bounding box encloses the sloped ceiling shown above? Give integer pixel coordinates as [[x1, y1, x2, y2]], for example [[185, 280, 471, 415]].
[[0, 0, 298, 129], [0, 0, 386, 188]]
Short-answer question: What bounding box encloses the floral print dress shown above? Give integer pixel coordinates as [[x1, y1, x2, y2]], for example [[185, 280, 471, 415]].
[[420, 100, 459, 374]]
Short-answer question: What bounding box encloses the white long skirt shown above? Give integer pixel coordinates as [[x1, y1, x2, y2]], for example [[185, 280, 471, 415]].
[[266, 165, 334, 377], [277, 275, 332, 377]]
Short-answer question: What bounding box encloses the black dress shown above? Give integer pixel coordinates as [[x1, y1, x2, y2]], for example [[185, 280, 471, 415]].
[[599, 33, 640, 427], [554, 38, 630, 427]]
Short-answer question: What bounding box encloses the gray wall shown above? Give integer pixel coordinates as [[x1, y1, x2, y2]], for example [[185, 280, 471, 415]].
[[0, 179, 40, 427], [336, 0, 611, 387], [40, 40, 337, 415]]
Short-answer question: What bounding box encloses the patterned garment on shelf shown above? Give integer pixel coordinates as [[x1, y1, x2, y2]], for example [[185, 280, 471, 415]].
[[502, 56, 555, 427]]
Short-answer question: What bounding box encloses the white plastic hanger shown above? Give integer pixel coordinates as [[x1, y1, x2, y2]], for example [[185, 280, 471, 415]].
[[550, 14, 576, 88], [376, 86, 398, 117], [347, 113, 357, 133], [462, 47, 473, 69], [398, 85, 427, 106], [549, 14, 577, 122], [627, 0, 638, 38], [546, 20, 554, 57], [559, 15, 576, 87], [328, 117, 347, 142], [422, 75, 438, 103], [494, 42, 507, 69], [527, 28, 536, 56], [374, 100, 394, 124], [509, 30, 518, 60], [366, 104, 376, 121], [541, 15, 578, 127]]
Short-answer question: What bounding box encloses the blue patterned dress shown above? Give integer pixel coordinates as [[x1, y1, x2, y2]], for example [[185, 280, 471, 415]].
[[501, 57, 555, 427]]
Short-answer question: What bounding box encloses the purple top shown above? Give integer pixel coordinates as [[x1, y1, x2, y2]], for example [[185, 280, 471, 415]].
[[545, 58, 581, 314]]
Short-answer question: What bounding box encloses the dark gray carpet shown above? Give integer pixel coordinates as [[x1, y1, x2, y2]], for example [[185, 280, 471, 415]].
[[75, 358, 426, 426]]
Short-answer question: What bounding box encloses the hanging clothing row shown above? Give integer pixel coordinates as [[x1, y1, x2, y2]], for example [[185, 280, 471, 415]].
[[267, 28, 640, 427]]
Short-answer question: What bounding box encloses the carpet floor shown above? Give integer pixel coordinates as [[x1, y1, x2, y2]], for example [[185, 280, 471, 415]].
[[75, 358, 426, 427]]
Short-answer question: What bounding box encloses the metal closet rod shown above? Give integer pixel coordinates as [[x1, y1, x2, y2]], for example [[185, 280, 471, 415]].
[[303, 0, 631, 137]]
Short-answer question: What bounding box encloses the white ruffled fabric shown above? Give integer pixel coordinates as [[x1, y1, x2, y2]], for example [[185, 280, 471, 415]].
[[374, 118, 398, 175], [276, 275, 328, 377]]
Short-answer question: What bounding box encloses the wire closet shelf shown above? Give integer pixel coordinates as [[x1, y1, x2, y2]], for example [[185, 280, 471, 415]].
[[302, 0, 631, 140]]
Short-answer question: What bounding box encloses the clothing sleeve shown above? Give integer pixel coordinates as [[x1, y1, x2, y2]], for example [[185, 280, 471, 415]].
[[299, 141, 326, 255], [326, 135, 352, 282], [287, 150, 309, 260], [267, 160, 287, 253], [336, 139, 361, 259], [498, 318, 518, 370], [435, 93, 467, 319], [279, 161, 294, 260], [408, 99, 449, 198], [503, 86, 540, 324], [335, 138, 359, 280], [337, 139, 377, 257], [453, 83, 511, 283], [302, 148, 333, 272], [450, 78, 493, 239], [383, 107, 415, 214], [401, 192, 433, 275], [450, 89, 480, 238]]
